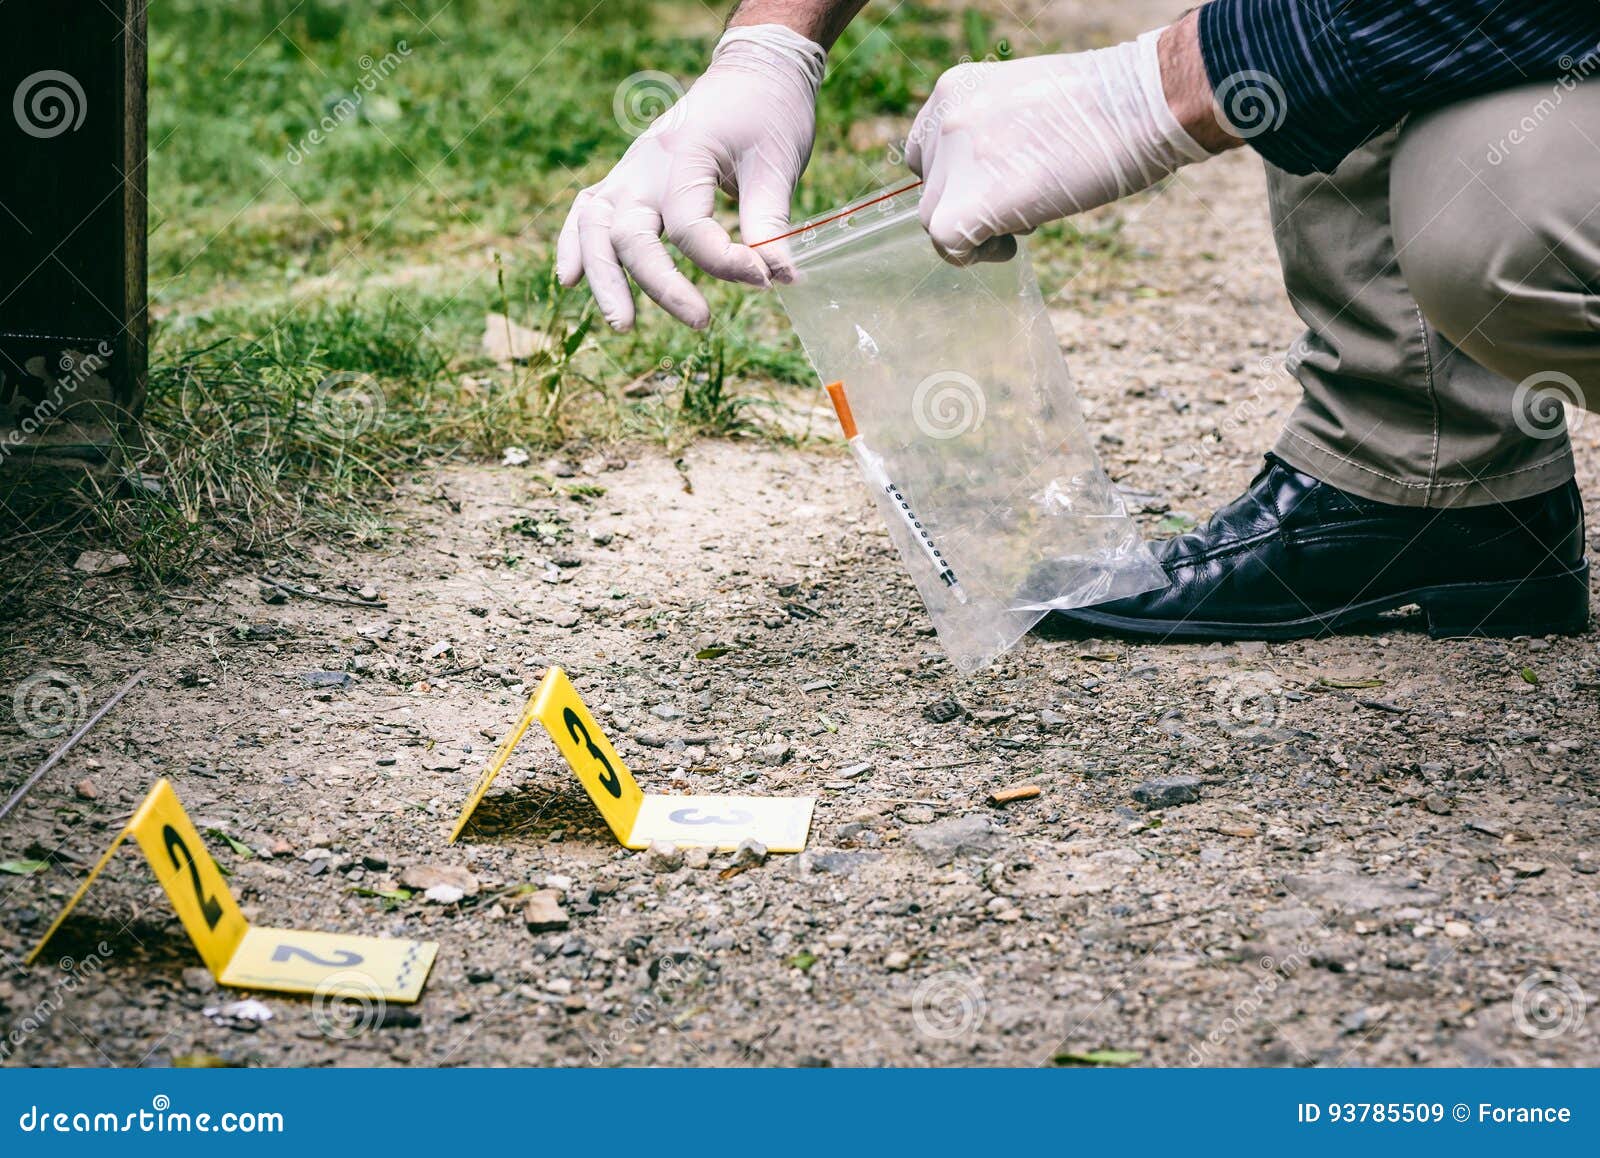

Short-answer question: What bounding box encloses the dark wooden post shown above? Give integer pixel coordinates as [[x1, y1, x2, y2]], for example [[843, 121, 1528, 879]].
[[0, 0, 147, 476]]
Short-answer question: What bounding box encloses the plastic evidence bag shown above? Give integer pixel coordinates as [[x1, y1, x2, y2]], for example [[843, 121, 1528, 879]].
[[771, 183, 1167, 673]]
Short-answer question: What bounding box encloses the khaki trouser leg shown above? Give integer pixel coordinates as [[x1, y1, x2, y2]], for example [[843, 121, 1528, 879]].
[[1265, 78, 1599, 508]]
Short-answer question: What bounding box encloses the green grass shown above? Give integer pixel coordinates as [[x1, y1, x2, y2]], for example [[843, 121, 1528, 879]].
[[11, 0, 1135, 583]]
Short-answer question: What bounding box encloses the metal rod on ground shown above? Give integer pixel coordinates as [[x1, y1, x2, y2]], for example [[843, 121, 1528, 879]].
[[0, 668, 147, 823]]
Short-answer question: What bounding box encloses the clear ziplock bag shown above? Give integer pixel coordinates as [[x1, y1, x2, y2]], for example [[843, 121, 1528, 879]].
[[772, 183, 1167, 673]]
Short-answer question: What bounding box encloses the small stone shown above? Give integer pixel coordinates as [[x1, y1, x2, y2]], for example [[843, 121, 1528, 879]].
[[799, 850, 881, 876], [361, 854, 388, 871], [884, 950, 911, 972], [523, 889, 570, 933], [756, 741, 792, 766], [1509, 862, 1546, 878], [73, 779, 98, 801], [645, 841, 684, 873], [73, 549, 131, 575], [376, 1007, 422, 1030], [923, 699, 965, 724], [423, 884, 466, 905], [357, 585, 381, 602], [466, 967, 495, 984], [1131, 776, 1202, 809], [1285, 873, 1443, 912], [910, 815, 1003, 863], [683, 847, 711, 870], [182, 967, 216, 994], [898, 805, 936, 825], [399, 864, 480, 896], [1443, 920, 1472, 938], [731, 839, 768, 869], [1423, 793, 1453, 816], [258, 584, 287, 605], [650, 704, 684, 720], [549, 610, 581, 629], [298, 670, 353, 690]]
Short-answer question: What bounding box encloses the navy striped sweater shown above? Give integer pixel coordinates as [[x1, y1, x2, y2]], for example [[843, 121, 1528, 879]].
[[1198, 0, 1600, 172]]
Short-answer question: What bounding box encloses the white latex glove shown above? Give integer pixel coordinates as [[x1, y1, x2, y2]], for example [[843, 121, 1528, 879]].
[[557, 25, 826, 332], [906, 29, 1211, 263]]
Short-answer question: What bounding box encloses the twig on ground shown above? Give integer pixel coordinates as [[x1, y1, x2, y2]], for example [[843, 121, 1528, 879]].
[[257, 576, 389, 610], [0, 668, 147, 822]]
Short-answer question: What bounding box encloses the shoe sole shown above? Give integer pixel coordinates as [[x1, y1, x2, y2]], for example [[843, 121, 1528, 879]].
[[1050, 562, 1591, 642]]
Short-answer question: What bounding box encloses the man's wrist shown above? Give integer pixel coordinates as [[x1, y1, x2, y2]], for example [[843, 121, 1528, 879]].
[[1159, 8, 1241, 154], [727, 0, 867, 51]]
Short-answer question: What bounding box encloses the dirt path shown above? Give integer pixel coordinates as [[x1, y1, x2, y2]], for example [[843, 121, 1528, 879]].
[[5, 423, 1600, 1067], [4, 1, 1599, 1069]]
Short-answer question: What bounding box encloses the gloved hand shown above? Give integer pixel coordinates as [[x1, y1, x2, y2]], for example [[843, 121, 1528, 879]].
[[557, 25, 826, 332], [906, 29, 1212, 263]]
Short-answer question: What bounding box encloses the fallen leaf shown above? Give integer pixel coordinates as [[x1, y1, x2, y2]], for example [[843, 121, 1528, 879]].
[[207, 829, 254, 859], [1053, 1048, 1142, 1067], [785, 951, 817, 972], [0, 860, 49, 876], [172, 1054, 240, 1068], [1155, 514, 1195, 535]]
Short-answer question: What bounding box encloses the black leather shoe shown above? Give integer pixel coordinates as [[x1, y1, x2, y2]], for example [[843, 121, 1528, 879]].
[[1050, 455, 1590, 641]]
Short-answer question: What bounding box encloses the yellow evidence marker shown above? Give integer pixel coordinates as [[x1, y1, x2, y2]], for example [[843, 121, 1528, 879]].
[[26, 779, 436, 1003], [450, 666, 815, 852]]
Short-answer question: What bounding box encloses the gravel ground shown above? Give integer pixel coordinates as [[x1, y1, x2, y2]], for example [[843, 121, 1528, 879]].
[[4, 1, 1599, 1070]]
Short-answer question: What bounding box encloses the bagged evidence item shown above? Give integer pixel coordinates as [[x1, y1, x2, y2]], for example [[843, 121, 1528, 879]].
[[771, 183, 1167, 672]]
